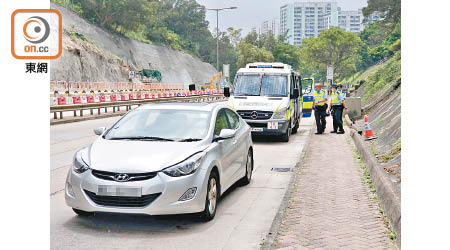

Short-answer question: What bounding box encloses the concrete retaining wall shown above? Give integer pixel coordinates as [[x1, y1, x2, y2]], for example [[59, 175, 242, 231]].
[[345, 114, 401, 246]]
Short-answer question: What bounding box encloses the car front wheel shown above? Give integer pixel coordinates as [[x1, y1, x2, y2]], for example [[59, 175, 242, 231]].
[[200, 171, 219, 221], [239, 149, 253, 185]]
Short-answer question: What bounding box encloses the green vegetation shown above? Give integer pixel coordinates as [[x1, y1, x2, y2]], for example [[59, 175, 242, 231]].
[[299, 27, 364, 81], [379, 140, 401, 163], [53, 0, 400, 85], [53, 0, 237, 76], [389, 231, 397, 240], [361, 53, 401, 104], [236, 32, 301, 70]]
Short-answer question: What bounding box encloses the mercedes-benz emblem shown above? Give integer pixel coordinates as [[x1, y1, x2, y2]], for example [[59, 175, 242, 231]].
[[250, 111, 258, 119], [114, 173, 130, 182]]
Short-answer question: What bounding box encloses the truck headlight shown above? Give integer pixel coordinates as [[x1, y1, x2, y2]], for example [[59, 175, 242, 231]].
[[73, 151, 90, 174], [163, 152, 206, 177], [272, 107, 287, 119]]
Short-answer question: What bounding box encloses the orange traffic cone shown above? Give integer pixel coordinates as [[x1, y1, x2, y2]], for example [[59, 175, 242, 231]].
[[363, 115, 377, 140]]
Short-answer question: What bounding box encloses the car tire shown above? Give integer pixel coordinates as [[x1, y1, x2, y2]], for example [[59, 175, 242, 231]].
[[200, 171, 219, 221], [239, 149, 253, 185], [72, 208, 93, 216]]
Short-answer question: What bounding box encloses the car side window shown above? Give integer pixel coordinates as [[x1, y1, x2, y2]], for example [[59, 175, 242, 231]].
[[225, 109, 240, 130], [214, 109, 230, 136]]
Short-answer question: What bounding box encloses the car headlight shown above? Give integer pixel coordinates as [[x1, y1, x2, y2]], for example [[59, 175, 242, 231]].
[[163, 152, 205, 177], [73, 151, 90, 174], [272, 107, 287, 119]]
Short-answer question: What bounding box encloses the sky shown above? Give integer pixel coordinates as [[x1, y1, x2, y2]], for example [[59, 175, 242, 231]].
[[196, 0, 368, 35]]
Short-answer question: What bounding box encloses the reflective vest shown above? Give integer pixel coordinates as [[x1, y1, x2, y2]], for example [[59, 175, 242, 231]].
[[314, 90, 326, 106], [337, 89, 346, 99], [331, 91, 342, 105]]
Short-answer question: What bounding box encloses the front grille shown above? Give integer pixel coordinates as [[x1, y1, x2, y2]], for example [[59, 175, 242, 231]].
[[237, 110, 273, 120], [84, 190, 161, 208], [246, 122, 267, 128], [92, 169, 157, 182]]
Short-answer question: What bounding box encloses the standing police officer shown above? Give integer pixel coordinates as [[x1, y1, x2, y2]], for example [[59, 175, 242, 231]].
[[327, 84, 347, 134], [337, 84, 346, 99], [313, 83, 328, 134]]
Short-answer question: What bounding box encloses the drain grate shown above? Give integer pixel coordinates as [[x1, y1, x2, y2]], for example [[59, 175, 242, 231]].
[[271, 167, 292, 172]]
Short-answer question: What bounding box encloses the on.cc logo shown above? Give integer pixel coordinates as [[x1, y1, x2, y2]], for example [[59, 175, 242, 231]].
[[23, 16, 50, 44]]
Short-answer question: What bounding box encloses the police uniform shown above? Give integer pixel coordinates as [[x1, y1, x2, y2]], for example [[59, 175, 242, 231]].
[[313, 89, 328, 134], [331, 89, 345, 134], [337, 88, 346, 99]]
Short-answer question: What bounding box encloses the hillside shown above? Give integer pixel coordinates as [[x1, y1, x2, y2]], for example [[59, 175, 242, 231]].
[[348, 53, 401, 188], [50, 2, 217, 87]]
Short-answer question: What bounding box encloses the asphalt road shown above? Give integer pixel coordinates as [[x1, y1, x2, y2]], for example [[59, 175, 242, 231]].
[[50, 114, 314, 250]]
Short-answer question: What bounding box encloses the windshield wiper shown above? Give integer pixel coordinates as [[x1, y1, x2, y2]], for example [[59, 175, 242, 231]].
[[108, 136, 175, 141], [177, 138, 202, 142], [235, 93, 260, 96]]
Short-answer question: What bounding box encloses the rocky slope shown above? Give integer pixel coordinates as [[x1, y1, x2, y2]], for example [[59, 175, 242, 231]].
[[50, 2, 217, 87]]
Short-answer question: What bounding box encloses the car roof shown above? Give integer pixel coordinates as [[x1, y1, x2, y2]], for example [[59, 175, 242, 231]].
[[136, 102, 228, 112]]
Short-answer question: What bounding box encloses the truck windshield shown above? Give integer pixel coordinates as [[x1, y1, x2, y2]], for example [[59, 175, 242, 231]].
[[261, 75, 288, 97], [233, 74, 260, 96], [233, 74, 288, 97]]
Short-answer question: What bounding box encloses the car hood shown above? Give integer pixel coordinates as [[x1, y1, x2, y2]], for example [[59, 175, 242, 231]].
[[81, 138, 209, 173]]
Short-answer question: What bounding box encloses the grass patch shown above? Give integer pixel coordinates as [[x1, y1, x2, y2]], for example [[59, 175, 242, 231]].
[[361, 53, 401, 104], [379, 139, 401, 163], [389, 231, 397, 240]]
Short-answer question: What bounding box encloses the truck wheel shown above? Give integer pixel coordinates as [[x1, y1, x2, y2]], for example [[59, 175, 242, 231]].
[[281, 121, 291, 142], [292, 119, 299, 134]]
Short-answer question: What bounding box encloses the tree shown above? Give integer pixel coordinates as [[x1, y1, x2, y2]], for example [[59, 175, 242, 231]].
[[299, 27, 364, 80], [75, 0, 147, 31], [363, 0, 400, 23], [271, 40, 301, 69], [226, 27, 242, 48], [237, 31, 302, 69], [236, 42, 274, 68]]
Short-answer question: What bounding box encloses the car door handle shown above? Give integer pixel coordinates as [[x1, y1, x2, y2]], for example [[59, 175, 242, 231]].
[[232, 139, 237, 144]]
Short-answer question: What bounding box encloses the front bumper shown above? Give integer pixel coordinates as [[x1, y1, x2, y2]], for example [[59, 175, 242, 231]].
[[65, 167, 208, 215], [245, 119, 289, 136]]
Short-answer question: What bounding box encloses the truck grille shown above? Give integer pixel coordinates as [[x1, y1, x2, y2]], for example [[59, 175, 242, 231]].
[[92, 169, 157, 182], [246, 122, 267, 128], [84, 190, 161, 208], [237, 110, 273, 120]]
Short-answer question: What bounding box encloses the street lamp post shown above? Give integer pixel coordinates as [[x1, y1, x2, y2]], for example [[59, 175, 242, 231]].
[[204, 7, 237, 73]]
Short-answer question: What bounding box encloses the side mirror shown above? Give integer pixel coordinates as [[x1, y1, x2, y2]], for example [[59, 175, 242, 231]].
[[94, 127, 106, 136], [291, 88, 299, 99], [214, 129, 236, 142], [224, 87, 230, 97]]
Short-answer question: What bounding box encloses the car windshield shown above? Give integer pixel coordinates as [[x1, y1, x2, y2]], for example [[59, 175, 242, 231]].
[[233, 74, 288, 97], [104, 109, 211, 141]]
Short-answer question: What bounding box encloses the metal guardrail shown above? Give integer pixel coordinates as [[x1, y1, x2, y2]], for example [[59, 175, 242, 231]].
[[50, 94, 227, 119]]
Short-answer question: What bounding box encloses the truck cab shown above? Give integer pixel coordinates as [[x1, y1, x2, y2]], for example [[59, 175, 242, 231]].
[[227, 62, 311, 142]]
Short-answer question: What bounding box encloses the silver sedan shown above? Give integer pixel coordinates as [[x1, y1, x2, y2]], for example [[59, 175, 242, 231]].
[[65, 103, 253, 221]]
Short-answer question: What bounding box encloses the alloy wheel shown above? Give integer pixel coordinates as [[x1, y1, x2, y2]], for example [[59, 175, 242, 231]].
[[208, 178, 217, 214], [246, 152, 252, 181]]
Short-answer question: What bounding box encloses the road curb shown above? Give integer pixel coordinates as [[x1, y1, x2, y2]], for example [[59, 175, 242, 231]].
[[345, 114, 401, 246], [260, 126, 313, 250]]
